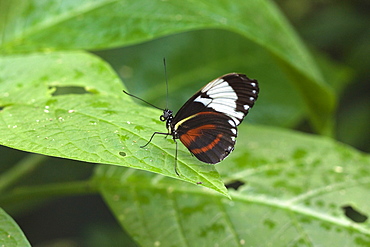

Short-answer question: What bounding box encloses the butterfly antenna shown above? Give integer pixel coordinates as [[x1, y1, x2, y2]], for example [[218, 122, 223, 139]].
[[122, 90, 164, 111], [163, 57, 169, 110]]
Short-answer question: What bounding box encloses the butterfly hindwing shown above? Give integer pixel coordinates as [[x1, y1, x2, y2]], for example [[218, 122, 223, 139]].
[[175, 111, 237, 164]]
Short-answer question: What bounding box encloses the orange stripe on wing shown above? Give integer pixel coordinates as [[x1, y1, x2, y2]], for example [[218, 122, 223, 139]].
[[190, 133, 223, 154], [179, 124, 216, 146]]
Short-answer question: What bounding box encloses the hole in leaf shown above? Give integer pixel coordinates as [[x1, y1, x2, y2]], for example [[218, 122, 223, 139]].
[[225, 180, 245, 190], [119, 152, 126, 157], [51, 86, 90, 96], [342, 205, 368, 223]]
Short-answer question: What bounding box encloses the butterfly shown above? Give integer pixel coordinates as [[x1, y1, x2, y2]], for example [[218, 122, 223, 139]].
[[124, 73, 259, 175]]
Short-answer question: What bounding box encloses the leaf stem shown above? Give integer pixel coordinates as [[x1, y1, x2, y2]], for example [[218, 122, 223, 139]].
[[0, 153, 47, 192], [0, 180, 98, 207]]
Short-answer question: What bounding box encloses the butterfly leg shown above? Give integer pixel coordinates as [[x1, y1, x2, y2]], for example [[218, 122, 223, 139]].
[[140, 132, 170, 148], [174, 139, 180, 176]]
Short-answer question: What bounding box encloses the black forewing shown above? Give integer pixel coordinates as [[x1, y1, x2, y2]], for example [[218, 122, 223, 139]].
[[172, 73, 259, 126], [222, 73, 259, 120], [172, 91, 208, 124]]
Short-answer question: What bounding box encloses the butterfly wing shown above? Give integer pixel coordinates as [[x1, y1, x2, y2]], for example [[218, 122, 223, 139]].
[[176, 111, 237, 163], [171, 73, 259, 163]]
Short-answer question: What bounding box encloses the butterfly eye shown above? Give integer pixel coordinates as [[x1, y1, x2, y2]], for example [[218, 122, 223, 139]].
[[160, 115, 166, 121]]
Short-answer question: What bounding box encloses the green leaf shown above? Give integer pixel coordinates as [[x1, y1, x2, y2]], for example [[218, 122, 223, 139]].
[[0, 52, 228, 196], [0, 51, 123, 107], [0, 0, 335, 134], [0, 208, 31, 247], [96, 125, 370, 247]]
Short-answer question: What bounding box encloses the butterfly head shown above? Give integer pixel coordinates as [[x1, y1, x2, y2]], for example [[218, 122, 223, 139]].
[[160, 109, 174, 133], [160, 109, 173, 122]]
